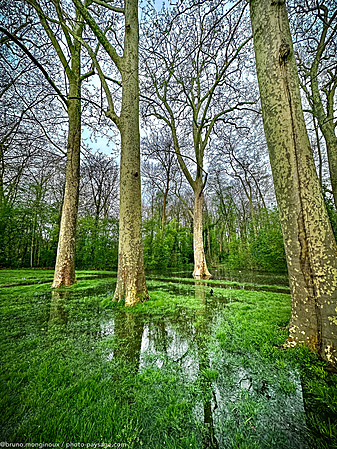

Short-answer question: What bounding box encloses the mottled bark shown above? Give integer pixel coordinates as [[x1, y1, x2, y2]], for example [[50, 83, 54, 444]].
[[250, 0, 337, 365], [112, 0, 148, 305], [74, 0, 148, 305], [193, 183, 211, 278], [52, 79, 81, 288]]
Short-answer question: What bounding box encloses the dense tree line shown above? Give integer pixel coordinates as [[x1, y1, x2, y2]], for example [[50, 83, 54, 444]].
[[0, 146, 119, 269]]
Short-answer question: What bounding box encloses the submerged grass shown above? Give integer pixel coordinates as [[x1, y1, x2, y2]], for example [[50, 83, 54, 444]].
[[0, 270, 336, 448]]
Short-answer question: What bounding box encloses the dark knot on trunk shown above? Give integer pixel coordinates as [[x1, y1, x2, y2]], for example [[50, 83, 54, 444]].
[[279, 40, 290, 63]]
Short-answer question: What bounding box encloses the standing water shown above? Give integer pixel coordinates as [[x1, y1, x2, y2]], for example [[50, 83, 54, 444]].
[[0, 270, 308, 448]]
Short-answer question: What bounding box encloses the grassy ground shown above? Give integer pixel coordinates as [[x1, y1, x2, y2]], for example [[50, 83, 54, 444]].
[[0, 271, 336, 448], [0, 269, 115, 286]]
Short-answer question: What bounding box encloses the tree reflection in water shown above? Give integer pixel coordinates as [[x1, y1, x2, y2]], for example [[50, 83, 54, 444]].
[[195, 280, 219, 449]]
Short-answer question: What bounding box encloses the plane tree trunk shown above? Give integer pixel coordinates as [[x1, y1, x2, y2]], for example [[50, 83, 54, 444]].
[[111, 0, 148, 305], [250, 0, 337, 365], [52, 77, 81, 287], [193, 181, 211, 278], [113, 88, 148, 305], [20, 0, 87, 287], [72, 0, 148, 305]]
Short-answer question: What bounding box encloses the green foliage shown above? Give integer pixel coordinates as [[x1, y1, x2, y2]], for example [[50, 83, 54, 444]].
[[0, 200, 119, 270], [215, 290, 337, 449], [249, 215, 287, 272], [1, 194, 287, 275], [143, 219, 193, 269], [0, 203, 59, 268], [288, 346, 337, 449], [221, 210, 287, 272], [227, 237, 251, 269], [75, 216, 118, 269]]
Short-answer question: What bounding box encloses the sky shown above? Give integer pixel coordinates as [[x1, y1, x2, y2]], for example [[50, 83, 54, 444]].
[[82, 0, 170, 158]]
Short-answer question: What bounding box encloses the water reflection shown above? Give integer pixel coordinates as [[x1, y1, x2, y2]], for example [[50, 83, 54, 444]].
[[117, 282, 307, 448], [194, 282, 219, 449], [114, 312, 144, 374], [147, 266, 289, 288], [140, 317, 197, 376], [42, 278, 306, 448], [49, 290, 69, 326]]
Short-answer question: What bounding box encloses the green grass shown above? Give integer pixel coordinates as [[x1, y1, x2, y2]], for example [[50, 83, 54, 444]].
[[0, 268, 55, 286], [149, 276, 290, 292], [0, 270, 336, 448], [0, 269, 116, 287]]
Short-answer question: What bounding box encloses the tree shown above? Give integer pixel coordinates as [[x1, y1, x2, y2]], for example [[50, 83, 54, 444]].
[[0, 11, 68, 268], [72, 0, 149, 305], [142, 130, 182, 232], [76, 151, 119, 269], [25, 0, 88, 287], [291, 1, 337, 208], [81, 151, 118, 226], [142, 0, 254, 277], [250, 0, 337, 365], [2, 0, 95, 286], [211, 124, 271, 237]]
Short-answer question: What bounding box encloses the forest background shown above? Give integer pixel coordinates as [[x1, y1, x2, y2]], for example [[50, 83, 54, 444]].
[[1, 0, 336, 276]]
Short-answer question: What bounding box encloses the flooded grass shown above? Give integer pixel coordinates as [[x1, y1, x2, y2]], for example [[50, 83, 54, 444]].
[[0, 270, 336, 448], [144, 277, 290, 294], [0, 269, 116, 287]]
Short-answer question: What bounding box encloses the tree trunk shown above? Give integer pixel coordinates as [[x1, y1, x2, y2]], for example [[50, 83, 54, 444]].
[[250, 0, 337, 365], [51, 79, 81, 288], [30, 210, 36, 268], [313, 116, 323, 189], [113, 122, 148, 305], [0, 144, 5, 208], [315, 110, 337, 208], [310, 35, 337, 208], [161, 189, 168, 233], [207, 221, 211, 261], [193, 184, 211, 278], [113, 0, 148, 306]]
